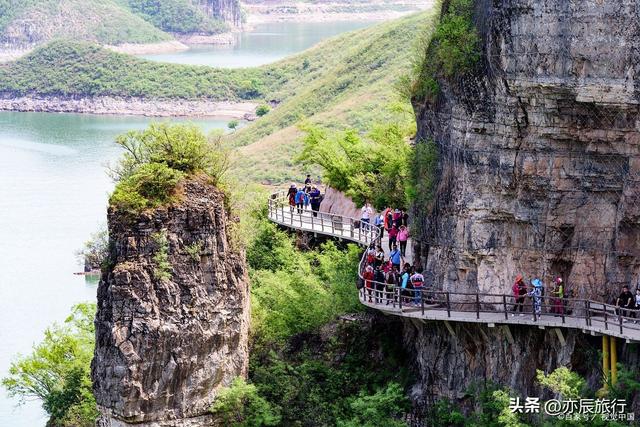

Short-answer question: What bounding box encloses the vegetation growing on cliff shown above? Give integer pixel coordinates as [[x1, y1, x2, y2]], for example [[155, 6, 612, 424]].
[[108, 123, 230, 213], [2, 304, 98, 427], [408, 0, 480, 101]]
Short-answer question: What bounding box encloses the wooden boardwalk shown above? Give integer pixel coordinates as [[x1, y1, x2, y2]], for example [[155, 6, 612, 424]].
[[267, 192, 640, 342]]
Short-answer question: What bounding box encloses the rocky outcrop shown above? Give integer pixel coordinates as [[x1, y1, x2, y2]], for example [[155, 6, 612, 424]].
[[92, 177, 250, 426], [413, 0, 640, 301]]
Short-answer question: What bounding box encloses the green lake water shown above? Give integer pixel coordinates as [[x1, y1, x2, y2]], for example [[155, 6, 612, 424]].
[[142, 21, 376, 67], [0, 19, 378, 425]]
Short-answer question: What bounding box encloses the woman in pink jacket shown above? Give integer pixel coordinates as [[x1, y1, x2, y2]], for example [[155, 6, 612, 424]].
[[397, 225, 409, 257]]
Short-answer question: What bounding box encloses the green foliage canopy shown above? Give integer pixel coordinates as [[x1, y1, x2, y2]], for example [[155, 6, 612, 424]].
[[209, 378, 280, 427], [296, 122, 412, 210], [2, 304, 98, 427]]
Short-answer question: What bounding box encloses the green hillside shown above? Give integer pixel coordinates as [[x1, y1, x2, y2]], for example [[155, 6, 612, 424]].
[[0, 0, 170, 46], [0, 0, 231, 48], [0, 40, 273, 100]]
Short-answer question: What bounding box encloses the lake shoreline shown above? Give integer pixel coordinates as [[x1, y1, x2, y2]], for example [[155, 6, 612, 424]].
[[0, 95, 258, 119]]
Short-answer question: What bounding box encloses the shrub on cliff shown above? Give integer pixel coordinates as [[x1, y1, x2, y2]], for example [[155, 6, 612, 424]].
[[109, 123, 230, 213], [209, 378, 280, 426], [409, 0, 480, 101], [2, 303, 98, 427]]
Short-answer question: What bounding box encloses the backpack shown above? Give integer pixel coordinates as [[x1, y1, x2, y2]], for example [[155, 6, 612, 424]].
[[412, 274, 424, 288], [356, 277, 364, 290]]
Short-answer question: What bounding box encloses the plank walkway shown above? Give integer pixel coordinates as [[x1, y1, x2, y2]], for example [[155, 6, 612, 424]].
[[267, 192, 640, 342]]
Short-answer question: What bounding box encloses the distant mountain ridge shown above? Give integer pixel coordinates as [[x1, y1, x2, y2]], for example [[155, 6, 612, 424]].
[[0, 0, 241, 50]]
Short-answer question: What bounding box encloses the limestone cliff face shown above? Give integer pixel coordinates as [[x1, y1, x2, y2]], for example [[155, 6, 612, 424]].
[[92, 177, 250, 426], [196, 0, 242, 27], [413, 0, 640, 301]]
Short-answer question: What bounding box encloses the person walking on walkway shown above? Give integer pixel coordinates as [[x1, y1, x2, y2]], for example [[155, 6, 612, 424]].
[[411, 267, 425, 305], [388, 225, 398, 251], [374, 245, 385, 268], [551, 277, 564, 315], [295, 187, 306, 214], [386, 265, 399, 305], [529, 279, 543, 316], [374, 213, 384, 238], [398, 225, 409, 258], [634, 288, 640, 323], [309, 186, 322, 217], [287, 184, 297, 213], [304, 174, 312, 191], [363, 265, 375, 302], [361, 202, 373, 231], [303, 191, 310, 212], [511, 274, 526, 316], [616, 285, 635, 321], [389, 244, 402, 271], [401, 263, 412, 305]]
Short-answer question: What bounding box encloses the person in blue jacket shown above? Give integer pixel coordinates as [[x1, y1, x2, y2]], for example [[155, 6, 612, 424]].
[[295, 188, 306, 214], [528, 278, 544, 316]]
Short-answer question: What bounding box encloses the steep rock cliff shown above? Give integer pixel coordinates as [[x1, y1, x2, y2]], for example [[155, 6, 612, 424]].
[[92, 177, 250, 426], [413, 0, 640, 301], [196, 0, 242, 27]]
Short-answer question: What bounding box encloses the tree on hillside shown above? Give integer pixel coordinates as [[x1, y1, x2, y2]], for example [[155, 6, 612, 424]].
[[296, 122, 412, 210]]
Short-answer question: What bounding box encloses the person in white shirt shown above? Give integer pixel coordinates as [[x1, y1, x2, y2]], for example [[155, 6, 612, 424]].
[[360, 203, 373, 230]]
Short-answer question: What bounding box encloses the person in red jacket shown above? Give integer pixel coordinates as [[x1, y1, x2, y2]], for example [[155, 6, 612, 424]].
[[511, 274, 526, 316], [363, 265, 375, 302]]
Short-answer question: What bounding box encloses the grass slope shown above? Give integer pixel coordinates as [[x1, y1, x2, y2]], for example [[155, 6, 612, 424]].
[[234, 10, 435, 183], [0, 0, 170, 46]]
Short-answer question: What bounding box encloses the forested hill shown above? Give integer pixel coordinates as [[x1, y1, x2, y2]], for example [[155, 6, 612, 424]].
[[0, 0, 240, 48]]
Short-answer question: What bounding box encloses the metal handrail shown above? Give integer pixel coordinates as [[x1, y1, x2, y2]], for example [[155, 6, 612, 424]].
[[267, 191, 640, 341]]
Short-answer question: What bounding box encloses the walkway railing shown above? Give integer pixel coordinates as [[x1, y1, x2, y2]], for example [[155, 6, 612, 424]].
[[267, 191, 640, 342], [268, 190, 380, 246]]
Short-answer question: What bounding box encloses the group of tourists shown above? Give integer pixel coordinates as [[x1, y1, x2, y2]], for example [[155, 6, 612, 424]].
[[361, 242, 427, 306], [286, 175, 322, 216], [360, 205, 411, 253], [511, 275, 566, 317]]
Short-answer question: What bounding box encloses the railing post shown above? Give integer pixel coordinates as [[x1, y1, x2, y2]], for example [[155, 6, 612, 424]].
[[350, 219, 354, 238], [421, 289, 424, 316], [311, 212, 314, 230], [281, 205, 285, 223], [585, 301, 590, 327], [446, 292, 451, 318], [475, 292, 480, 320], [399, 288, 403, 311], [604, 306, 608, 331], [331, 216, 335, 235], [619, 313, 623, 335], [561, 298, 565, 324], [503, 294, 508, 320]]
